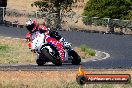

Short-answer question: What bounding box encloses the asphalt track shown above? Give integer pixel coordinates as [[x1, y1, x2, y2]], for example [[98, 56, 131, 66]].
[[0, 25, 132, 70]]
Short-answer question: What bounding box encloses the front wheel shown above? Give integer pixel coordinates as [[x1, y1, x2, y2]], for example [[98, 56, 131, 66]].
[[68, 50, 81, 65]]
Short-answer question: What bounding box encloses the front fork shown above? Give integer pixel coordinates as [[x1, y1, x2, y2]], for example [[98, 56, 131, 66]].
[[64, 49, 69, 61], [64, 47, 73, 61]]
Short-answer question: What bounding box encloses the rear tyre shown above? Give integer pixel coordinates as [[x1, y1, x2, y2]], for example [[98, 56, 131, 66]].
[[69, 50, 81, 65], [36, 54, 46, 66], [41, 48, 62, 66], [36, 59, 46, 66]]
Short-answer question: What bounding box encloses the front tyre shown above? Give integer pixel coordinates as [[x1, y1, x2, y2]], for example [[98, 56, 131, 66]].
[[69, 50, 81, 65]]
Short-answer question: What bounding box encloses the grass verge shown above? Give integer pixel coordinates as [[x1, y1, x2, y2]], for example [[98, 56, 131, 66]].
[[0, 70, 132, 88], [75, 44, 96, 59], [0, 36, 36, 64], [0, 44, 10, 53]]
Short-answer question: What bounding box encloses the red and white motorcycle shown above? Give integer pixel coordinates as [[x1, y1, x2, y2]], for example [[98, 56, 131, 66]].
[[26, 31, 81, 66]]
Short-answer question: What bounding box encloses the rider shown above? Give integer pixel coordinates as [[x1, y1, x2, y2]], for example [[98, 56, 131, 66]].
[[25, 19, 38, 49], [25, 19, 67, 62], [38, 24, 65, 42], [25, 19, 65, 44]]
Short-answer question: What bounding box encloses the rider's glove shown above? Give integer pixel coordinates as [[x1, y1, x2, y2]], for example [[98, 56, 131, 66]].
[[59, 37, 65, 43]]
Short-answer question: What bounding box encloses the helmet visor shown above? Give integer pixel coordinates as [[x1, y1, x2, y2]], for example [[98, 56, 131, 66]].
[[26, 23, 34, 32]]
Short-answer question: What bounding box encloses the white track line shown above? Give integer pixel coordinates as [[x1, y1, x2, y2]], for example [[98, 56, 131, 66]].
[[91, 51, 110, 61], [0, 36, 26, 40]]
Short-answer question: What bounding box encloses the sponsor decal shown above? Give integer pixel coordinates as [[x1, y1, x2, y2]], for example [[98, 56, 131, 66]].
[[46, 36, 65, 62]]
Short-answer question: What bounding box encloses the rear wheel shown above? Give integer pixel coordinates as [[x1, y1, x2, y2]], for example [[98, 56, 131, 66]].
[[68, 50, 81, 65], [36, 54, 46, 66], [41, 48, 62, 66]]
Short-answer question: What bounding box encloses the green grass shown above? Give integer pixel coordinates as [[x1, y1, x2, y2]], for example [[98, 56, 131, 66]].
[[0, 44, 10, 53], [0, 44, 16, 64], [74, 44, 96, 59], [80, 44, 96, 56], [0, 37, 35, 64]]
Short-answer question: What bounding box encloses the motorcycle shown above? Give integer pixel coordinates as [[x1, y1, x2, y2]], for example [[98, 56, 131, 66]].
[[26, 31, 81, 66]]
